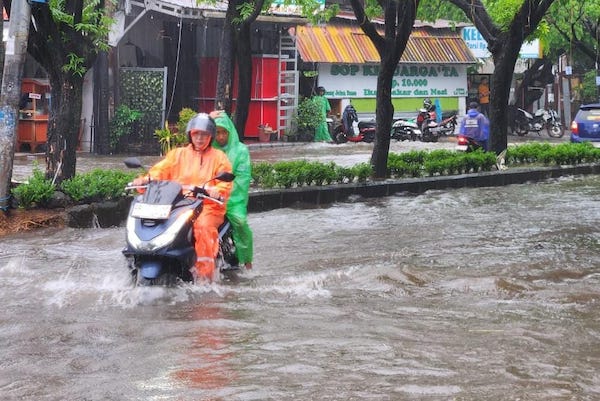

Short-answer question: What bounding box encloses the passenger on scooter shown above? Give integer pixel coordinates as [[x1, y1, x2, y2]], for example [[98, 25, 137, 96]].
[[459, 102, 490, 151], [210, 110, 254, 271], [132, 113, 233, 281]]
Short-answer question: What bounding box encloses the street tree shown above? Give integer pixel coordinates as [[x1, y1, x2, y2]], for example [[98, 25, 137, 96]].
[[444, 0, 556, 154], [545, 0, 600, 68], [347, 0, 419, 179], [27, 0, 112, 183], [214, 0, 266, 138]]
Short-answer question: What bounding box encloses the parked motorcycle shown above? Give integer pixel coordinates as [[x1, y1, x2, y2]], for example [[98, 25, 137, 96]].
[[391, 118, 421, 141], [333, 119, 376, 144], [122, 157, 238, 286], [416, 108, 440, 142], [513, 107, 563, 138], [437, 114, 458, 136]]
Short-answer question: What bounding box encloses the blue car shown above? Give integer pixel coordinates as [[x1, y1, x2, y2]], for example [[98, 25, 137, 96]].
[[570, 103, 600, 144]]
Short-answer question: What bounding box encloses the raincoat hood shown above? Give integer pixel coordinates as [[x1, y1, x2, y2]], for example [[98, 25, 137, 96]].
[[213, 113, 241, 152], [467, 108, 480, 118], [212, 113, 252, 214]]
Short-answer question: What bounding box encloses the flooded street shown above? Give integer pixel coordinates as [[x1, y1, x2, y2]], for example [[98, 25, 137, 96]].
[[2, 174, 600, 400]]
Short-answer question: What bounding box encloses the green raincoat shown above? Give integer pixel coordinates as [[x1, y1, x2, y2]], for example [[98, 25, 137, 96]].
[[212, 113, 254, 265], [313, 94, 332, 142]]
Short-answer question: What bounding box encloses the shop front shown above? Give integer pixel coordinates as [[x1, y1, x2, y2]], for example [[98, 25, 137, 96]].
[[197, 55, 281, 141], [295, 24, 477, 120]]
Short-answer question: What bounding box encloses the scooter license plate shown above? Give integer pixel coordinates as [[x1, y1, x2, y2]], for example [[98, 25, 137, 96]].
[[455, 145, 468, 151], [131, 203, 172, 219]]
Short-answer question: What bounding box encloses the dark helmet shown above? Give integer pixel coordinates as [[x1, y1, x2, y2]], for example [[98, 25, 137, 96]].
[[317, 86, 325, 94], [186, 113, 216, 142], [469, 101, 479, 109]]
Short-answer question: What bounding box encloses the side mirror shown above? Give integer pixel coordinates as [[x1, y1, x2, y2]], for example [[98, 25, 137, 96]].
[[124, 157, 143, 169], [215, 172, 235, 182]]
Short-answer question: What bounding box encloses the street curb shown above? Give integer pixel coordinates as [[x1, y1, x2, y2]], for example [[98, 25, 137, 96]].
[[66, 163, 600, 227]]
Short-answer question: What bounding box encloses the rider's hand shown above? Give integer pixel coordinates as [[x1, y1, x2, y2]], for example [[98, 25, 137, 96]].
[[132, 176, 148, 186], [207, 188, 222, 200], [209, 110, 224, 120]]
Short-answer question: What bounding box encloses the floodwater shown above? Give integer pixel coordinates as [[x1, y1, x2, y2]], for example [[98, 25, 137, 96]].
[[2, 173, 600, 400], [11, 140, 457, 182]]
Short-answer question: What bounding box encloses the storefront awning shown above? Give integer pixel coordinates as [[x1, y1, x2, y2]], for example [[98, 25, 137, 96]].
[[295, 25, 477, 64]]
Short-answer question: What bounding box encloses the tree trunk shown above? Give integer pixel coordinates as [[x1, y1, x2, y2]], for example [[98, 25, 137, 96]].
[[0, 0, 4, 89], [45, 74, 84, 182], [371, 55, 395, 179], [93, 51, 110, 154], [215, 2, 237, 113], [488, 32, 523, 155], [234, 23, 252, 140]]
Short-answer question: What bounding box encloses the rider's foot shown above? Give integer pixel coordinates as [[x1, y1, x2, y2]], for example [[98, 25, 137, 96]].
[[244, 262, 253, 270]]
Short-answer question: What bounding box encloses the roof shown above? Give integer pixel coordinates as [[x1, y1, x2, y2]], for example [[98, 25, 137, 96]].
[[295, 24, 477, 64]]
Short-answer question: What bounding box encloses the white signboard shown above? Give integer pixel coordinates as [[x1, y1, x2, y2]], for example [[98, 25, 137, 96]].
[[462, 26, 540, 59], [318, 63, 468, 98]]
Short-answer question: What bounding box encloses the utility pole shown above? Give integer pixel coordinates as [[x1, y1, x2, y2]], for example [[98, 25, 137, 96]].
[[0, 0, 31, 214]]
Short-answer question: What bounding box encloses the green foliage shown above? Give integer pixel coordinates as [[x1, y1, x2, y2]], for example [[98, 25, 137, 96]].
[[48, 0, 114, 74], [177, 108, 197, 136], [506, 142, 600, 166], [250, 160, 371, 188], [61, 169, 138, 203], [11, 167, 56, 209], [63, 53, 86, 77], [109, 105, 144, 150], [118, 68, 165, 145], [294, 97, 322, 130], [580, 71, 599, 103]]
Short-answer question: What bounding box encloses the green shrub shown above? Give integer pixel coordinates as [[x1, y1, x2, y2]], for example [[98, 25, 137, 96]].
[[11, 167, 56, 209], [177, 108, 197, 137], [109, 105, 144, 150], [352, 163, 373, 182], [61, 169, 137, 203]]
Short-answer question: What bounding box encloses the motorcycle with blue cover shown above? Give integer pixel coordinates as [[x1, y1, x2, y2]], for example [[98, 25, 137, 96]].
[[122, 157, 238, 286]]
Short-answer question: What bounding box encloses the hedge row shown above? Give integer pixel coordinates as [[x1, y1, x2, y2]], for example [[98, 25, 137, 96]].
[[12, 142, 600, 208]]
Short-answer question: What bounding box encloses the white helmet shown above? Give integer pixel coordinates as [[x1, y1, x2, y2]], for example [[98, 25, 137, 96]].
[[186, 113, 216, 143]]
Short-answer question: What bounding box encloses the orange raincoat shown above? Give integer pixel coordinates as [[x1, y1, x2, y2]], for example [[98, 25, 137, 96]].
[[146, 144, 232, 280]]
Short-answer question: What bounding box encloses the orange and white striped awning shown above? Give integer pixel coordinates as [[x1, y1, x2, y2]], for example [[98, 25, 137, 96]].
[[295, 24, 477, 65]]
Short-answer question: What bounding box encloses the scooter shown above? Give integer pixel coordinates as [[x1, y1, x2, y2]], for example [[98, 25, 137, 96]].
[[416, 108, 440, 142], [455, 134, 484, 152], [513, 107, 563, 138], [437, 114, 458, 136], [333, 119, 376, 144], [122, 157, 237, 286], [391, 118, 421, 141]]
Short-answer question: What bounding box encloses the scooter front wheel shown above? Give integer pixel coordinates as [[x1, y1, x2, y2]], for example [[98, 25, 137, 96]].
[[547, 124, 564, 138]]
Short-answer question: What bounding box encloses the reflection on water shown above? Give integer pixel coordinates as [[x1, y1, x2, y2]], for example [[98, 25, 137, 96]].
[[1, 175, 600, 399]]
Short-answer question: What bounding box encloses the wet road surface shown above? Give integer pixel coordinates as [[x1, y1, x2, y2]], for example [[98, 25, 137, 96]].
[[1, 173, 599, 400]]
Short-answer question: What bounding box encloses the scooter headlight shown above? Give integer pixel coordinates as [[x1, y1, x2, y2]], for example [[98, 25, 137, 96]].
[[127, 210, 194, 252]]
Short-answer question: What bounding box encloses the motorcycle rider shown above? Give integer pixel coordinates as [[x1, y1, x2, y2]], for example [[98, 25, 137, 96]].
[[342, 103, 358, 136], [458, 102, 490, 151], [132, 113, 233, 281], [210, 110, 254, 270]]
